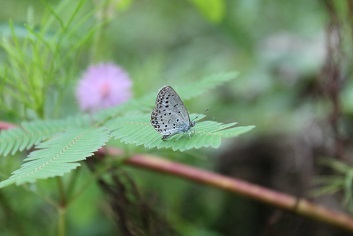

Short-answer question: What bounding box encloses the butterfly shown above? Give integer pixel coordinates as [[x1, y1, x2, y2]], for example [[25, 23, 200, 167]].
[[150, 86, 195, 140]]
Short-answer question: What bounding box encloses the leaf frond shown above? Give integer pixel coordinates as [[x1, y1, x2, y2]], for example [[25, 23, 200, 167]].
[[95, 72, 239, 121], [0, 127, 110, 188], [106, 114, 254, 151], [0, 115, 90, 156]]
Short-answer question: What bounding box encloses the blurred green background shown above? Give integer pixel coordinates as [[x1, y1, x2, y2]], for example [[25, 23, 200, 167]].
[[1, 0, 352, 235]]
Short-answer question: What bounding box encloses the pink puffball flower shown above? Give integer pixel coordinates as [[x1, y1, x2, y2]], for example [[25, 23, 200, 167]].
[[76, 63, 132, 112]]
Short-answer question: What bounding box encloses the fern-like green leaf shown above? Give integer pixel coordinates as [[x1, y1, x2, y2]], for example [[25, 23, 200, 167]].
[[106, 114, 254, 151], [0, 127, 109, 188], [0, 115, 90, 156], [95, 72, 238, 121]]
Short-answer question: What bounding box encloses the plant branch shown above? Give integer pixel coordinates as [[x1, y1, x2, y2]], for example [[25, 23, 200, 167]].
[[0, 122, 16, 129], [105, 148, 353, 233]]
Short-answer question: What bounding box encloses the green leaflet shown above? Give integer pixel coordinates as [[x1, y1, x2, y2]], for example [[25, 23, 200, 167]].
[[106, 114, 254, 152], [95, 72, 239, 121], [0, 115, 90, 156], [0, 127, 110, 188]]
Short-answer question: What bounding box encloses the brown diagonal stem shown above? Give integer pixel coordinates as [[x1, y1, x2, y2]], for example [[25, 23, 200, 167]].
[[118, 151, 353, 232]]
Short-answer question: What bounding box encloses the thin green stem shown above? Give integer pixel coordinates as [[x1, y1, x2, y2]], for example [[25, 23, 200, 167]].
[[58, 206, 66, 236], [66, 151, 127, 206], [89, 20, 103, 63], [66, 168, 81, 199], [56, 177, 66, 206], [22, 185, 58, 208], [56, 177, 67, 236], [89, 0, 111, 63], [66, 160, 115, 205]]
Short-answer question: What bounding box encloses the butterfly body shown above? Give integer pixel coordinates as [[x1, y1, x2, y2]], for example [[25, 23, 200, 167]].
[[151, 86, 194, 140]]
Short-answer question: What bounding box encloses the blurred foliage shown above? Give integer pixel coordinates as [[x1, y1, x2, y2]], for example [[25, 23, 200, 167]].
[[0, 0, 101, 120], [313, 158, 353, 212], [0, 0, 353, 235]]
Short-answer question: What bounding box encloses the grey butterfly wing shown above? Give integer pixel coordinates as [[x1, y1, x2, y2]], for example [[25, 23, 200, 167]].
[[158, 86, 192, 123], [151, 107, 183, 139], [150, 86, 193, 139]]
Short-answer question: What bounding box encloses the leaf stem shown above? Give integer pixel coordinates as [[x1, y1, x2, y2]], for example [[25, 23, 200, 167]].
[[56, 177, 66, 236], [56, 177, 66, 205], [66, 158, 119, 205], [66, 168, 80, 199], [58, 206, 66, 236]]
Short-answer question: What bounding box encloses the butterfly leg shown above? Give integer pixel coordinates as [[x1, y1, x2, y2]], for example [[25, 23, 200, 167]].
[[162, 132, 177, 141], [163, 131, 184, 141], [188, 128, 195, 138]]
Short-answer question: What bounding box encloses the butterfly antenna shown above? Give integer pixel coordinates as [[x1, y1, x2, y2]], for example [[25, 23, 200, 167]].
[[192, 108, 209, 122]]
